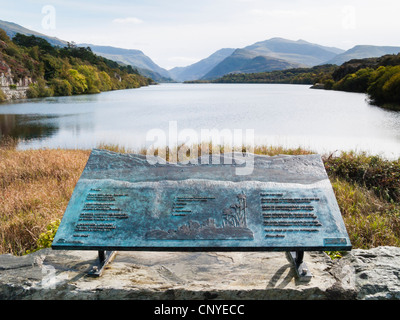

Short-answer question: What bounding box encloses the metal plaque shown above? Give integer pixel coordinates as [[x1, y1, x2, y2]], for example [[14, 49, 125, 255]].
[[52, 150, 352, 252]]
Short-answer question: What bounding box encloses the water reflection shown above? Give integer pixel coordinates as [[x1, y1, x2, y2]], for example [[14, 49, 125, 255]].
[[0, 84, 399, 158], [0, 114, 58, 141]]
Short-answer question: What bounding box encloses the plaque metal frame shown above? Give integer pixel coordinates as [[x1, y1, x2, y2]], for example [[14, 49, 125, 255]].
[[52, 150, 352, 281], [289, 251, 312, 280], [88, 250, 117, 277]]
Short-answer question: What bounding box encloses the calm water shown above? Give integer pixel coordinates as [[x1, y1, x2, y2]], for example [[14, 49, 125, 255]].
[[0, 83, 399, 158]]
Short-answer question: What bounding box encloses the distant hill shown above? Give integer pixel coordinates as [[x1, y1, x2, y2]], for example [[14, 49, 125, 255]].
[[79, 44, 174, 82], [169, 48, 235, 82], [0, 20, 67, 47], [326, 45, 400, 66], [201, 48, 304, 80], [243, 37, 344, 66], [200, 38, 345, 80]]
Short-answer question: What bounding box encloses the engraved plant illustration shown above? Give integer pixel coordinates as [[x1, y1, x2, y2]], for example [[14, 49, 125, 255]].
[[222, 192, 248, 228]]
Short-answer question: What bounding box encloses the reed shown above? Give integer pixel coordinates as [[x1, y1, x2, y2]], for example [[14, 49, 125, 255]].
[[0, 140, 90, 255]]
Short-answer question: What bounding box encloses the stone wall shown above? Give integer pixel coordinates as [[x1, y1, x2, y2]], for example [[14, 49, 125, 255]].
[[0, 246, 399, 300]]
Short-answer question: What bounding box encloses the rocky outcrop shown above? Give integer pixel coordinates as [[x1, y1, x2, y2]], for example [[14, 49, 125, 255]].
[[0, 246, 399, 300], [332, 246, 400, 300], [0, 86, 30, 100], [0, 60, 32, 101], [310, 83, 325, 89]]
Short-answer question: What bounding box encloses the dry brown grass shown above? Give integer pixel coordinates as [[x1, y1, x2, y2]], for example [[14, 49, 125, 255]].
[[331, 177, 400, 249], [0, 143, 90, 255]]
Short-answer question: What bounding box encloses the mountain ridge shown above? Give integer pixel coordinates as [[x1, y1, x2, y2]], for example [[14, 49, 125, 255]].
[[0, 20, 68, 47], [199, 38, 345, 80], [243, 37, 344, 66], [168, 48, 236, 82], [326, 45, 400, 66], [201, 48, 304, 80], [2, 19, 400, 82], [78, 43, 174, 82]]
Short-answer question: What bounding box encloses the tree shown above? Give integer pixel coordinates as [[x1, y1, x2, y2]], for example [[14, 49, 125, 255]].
[[77, 65, 100, 94], [51, 79, 73, 96], [68, 69, 88, 94]]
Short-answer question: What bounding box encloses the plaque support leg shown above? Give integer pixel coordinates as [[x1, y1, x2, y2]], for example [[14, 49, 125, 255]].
[[289, 250, 312, 281], [88, 250, 117, 277]]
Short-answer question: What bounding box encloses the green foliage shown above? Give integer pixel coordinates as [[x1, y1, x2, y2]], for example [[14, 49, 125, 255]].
[[4, 45, 18, 56], [27, 46, 39, 60], [0, 88, 6, 102], [41, 53, 63, 80], [367, 65, 400, 106], [68, 69, 88, 94], [13, 33, 56, 55], [50, 78, 73, 96], [0, 28, 10, 41], [76, 65, 101, 94], [324, 152, 400, 203], [0, 28, 151, 100], [333, 68, 373, 93], [330, 177, 400, 249], [330, 54, 400, 107], [25, 219, 60, 254], [323, 79, 335, 90], [213, 65, 337, 85], [98, 71, 113, 91], [325, 251, 343, 260], [26, 79, 53, 98]]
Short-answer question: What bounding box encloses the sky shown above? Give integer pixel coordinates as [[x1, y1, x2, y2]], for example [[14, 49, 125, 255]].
[[1, 0, 400, 70]]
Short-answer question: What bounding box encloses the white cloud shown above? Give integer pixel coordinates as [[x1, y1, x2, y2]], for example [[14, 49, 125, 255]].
[[112, 17, 143, 25]]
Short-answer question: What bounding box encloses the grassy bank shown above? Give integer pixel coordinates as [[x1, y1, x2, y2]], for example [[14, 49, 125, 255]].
[[0, 139, 399, 255], [0, 139, 90, 255]]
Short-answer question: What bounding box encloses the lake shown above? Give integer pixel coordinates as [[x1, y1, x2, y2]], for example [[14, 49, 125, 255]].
[[0, 83, 399, 159]]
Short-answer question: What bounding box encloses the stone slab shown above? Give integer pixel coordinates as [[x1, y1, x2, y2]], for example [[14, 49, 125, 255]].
[[0, 249, 346, 300], [2, 247, 400, 300]]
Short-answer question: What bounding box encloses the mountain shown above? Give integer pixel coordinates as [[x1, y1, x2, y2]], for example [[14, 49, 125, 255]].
[[0, 20, 67, 47], [326, 45, 400, 66], [243, 38, 345, 66], [79, 44, 174, 82], [200, 38, 345, 80], [169, 48, 235, 82], [201, 48, 304, 80]]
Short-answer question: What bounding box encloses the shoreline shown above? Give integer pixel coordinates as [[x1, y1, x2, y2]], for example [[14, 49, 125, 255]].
[[0, 82, 155, 103]]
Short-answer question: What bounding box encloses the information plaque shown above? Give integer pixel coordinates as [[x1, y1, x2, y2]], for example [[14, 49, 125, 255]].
[[52, 149, 352, 278]]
